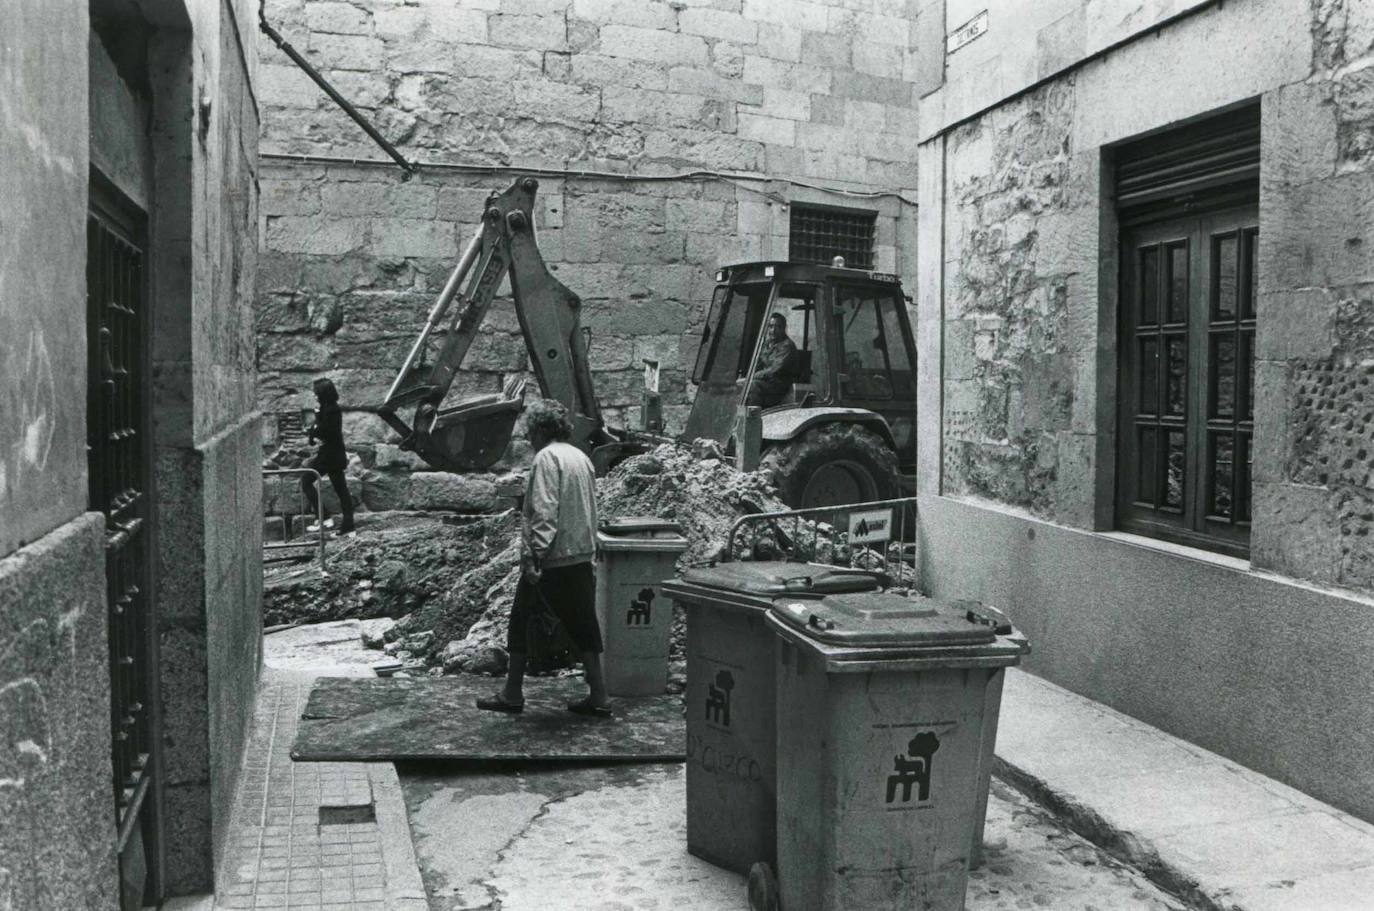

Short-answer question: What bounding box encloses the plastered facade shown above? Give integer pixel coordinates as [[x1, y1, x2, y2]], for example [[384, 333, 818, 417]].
[[916, 0, 1374, 820], [254, 0, 923, 499], [1, 0, 264, 903]]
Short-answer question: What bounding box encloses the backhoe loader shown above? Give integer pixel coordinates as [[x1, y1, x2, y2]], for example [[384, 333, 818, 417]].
[[368, 178, 917, 508]]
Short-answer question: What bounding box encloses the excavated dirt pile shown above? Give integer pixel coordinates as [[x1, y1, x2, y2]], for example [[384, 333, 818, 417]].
[[262, 512, 519, 630], [378, 441, 792, 676], [266, 440, 896, 679]]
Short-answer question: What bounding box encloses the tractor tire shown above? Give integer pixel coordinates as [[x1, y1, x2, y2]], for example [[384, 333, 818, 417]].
[[760, 423, 897, 509]]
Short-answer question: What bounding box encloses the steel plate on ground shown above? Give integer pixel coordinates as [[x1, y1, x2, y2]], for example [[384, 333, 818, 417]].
[[292, 675, 685, 762]]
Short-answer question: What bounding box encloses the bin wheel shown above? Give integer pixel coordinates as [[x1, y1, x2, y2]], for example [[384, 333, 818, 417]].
[[747, 861, 780, 911]]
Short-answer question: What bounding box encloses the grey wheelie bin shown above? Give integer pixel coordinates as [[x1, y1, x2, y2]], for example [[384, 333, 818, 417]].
[[661, 562, 884, 875], [595, 517, 690, 696], [764, 592, 1028, 911]]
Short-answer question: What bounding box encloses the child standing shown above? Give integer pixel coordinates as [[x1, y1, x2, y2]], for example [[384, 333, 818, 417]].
[[301, 377, 355, 535]]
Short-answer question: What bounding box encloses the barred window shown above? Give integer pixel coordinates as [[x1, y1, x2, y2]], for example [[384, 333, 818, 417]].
[[789, 205, 876, 270]]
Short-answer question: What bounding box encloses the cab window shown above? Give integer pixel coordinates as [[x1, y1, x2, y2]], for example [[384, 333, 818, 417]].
[[692, 283, 768, 386], [835, 287, 914, 400], [765, 283, 823, 396]]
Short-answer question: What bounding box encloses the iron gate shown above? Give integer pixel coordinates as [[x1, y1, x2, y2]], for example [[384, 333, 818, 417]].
[[87, 195, 157, 909]]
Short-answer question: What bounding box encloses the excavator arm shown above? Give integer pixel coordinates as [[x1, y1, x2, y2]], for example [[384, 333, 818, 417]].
[[372, 178, 607, 471]]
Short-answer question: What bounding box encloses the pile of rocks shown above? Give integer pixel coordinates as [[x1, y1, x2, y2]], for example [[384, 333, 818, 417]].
[[273, 439, 911, 679], [263, 512, 519, 629], [379, 441, 789, 677]]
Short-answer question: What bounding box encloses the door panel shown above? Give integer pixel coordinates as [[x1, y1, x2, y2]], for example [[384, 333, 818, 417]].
[[1116, 205, 1256, 555]]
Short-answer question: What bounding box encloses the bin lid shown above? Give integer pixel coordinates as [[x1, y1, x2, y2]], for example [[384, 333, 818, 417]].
[[678, 561, 882, 596], [770, 592, 1002, 648], [599, 516, 684, 537]]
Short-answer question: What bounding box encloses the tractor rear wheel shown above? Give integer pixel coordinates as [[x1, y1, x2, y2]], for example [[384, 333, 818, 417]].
[[760, 423, 897, 509]]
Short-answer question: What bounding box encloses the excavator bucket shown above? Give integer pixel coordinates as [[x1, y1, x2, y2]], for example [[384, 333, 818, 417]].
[[416, 396, 523, 472], [408, 377, 528, 472]]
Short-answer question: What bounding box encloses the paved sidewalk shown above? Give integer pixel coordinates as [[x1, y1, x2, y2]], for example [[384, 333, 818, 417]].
[[211, 667, 426, 910], [996, 669, 1374, 911], [221, 622, 1374, 911]]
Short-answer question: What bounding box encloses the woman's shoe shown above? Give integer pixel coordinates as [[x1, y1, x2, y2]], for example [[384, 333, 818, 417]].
[[475, 694, 524, 714], [566, 697, 612, 718]]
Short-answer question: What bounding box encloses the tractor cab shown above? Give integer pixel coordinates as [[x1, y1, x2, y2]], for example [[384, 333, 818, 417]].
[[684, 260, 918, 473]]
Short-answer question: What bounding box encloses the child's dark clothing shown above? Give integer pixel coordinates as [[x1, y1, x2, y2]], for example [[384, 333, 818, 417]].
[[301, 402, 354, 531]]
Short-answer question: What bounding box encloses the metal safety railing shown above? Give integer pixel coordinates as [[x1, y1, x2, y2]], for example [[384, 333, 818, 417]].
[[725, 496, 919, 591], [262, 468, 328, 570]]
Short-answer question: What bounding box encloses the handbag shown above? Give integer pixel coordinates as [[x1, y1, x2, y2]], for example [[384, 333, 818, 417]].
[[521, 580, 575, 666]]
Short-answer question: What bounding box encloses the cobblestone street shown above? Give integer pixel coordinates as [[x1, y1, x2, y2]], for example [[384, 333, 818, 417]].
[[401, 763, 1186, 911]]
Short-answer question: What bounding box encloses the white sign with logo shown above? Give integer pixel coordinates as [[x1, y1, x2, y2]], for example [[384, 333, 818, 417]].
[[947, 10, 989, 54], [848, 508, 893, 545]]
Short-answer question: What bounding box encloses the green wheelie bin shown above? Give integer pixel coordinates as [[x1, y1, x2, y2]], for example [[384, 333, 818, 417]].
[[662, 562, 885, 875], [595, 517, 690, 696], [763, 592, 1027, 911]]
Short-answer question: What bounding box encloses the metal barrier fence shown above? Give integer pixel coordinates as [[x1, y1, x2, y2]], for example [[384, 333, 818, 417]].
[[262, 468, 327, 570], [725, 496, 918, 591]]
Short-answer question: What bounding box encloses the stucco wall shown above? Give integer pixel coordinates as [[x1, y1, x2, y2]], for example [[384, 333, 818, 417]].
[[254, 0, 922, 494], [0, 0, 90, 557], [2, 0, 264, 902], [0, 4, 114, 908], [919, 493, 1374, 822]]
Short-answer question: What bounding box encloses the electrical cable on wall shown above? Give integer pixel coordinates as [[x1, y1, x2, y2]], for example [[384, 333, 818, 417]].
[[257, 2, 916, 207], [260, 152, 920, 207]]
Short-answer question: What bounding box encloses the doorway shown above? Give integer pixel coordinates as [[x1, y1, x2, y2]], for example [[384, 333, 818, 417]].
[[87, 177, 161, 910]]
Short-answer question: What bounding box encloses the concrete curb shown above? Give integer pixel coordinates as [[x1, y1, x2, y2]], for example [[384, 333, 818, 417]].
[[369, 762, 428, 911], [991, 756, 1224, 911], [992, 670, 1374, 911]]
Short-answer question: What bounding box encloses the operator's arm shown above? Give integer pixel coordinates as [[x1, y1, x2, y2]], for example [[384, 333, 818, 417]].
[[523, 451, 561, 570]]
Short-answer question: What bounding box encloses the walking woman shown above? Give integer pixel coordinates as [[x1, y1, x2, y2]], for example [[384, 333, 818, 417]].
[[301, 377, 355, 535]]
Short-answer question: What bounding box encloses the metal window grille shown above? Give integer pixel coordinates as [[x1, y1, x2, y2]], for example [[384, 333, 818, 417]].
[[789, 205, 876, 270], [87, 205, 156, 896]]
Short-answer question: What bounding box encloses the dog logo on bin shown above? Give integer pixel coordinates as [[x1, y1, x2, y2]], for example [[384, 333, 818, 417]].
[[885, 731, 940, 804], [626, 588, 654, 626], [704, 670, 734, 727]]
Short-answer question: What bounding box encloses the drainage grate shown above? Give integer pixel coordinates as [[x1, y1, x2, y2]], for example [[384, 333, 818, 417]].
[[319, 803, 376, 826]]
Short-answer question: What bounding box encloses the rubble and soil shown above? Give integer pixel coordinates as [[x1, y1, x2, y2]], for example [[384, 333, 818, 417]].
[[263, 511, 519, 630], [266, 440, 911, 680]]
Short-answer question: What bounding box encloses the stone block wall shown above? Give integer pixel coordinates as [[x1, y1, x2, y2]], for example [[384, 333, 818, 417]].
[[1250, 0, 1374, 592], [914, 0, 1374, 820], [153, 0, 266, 893], [0, 518, 115, 910], [256, 0, 921, 496], [922, 0, 1374, 595], [940, 77, 1095, 523]]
